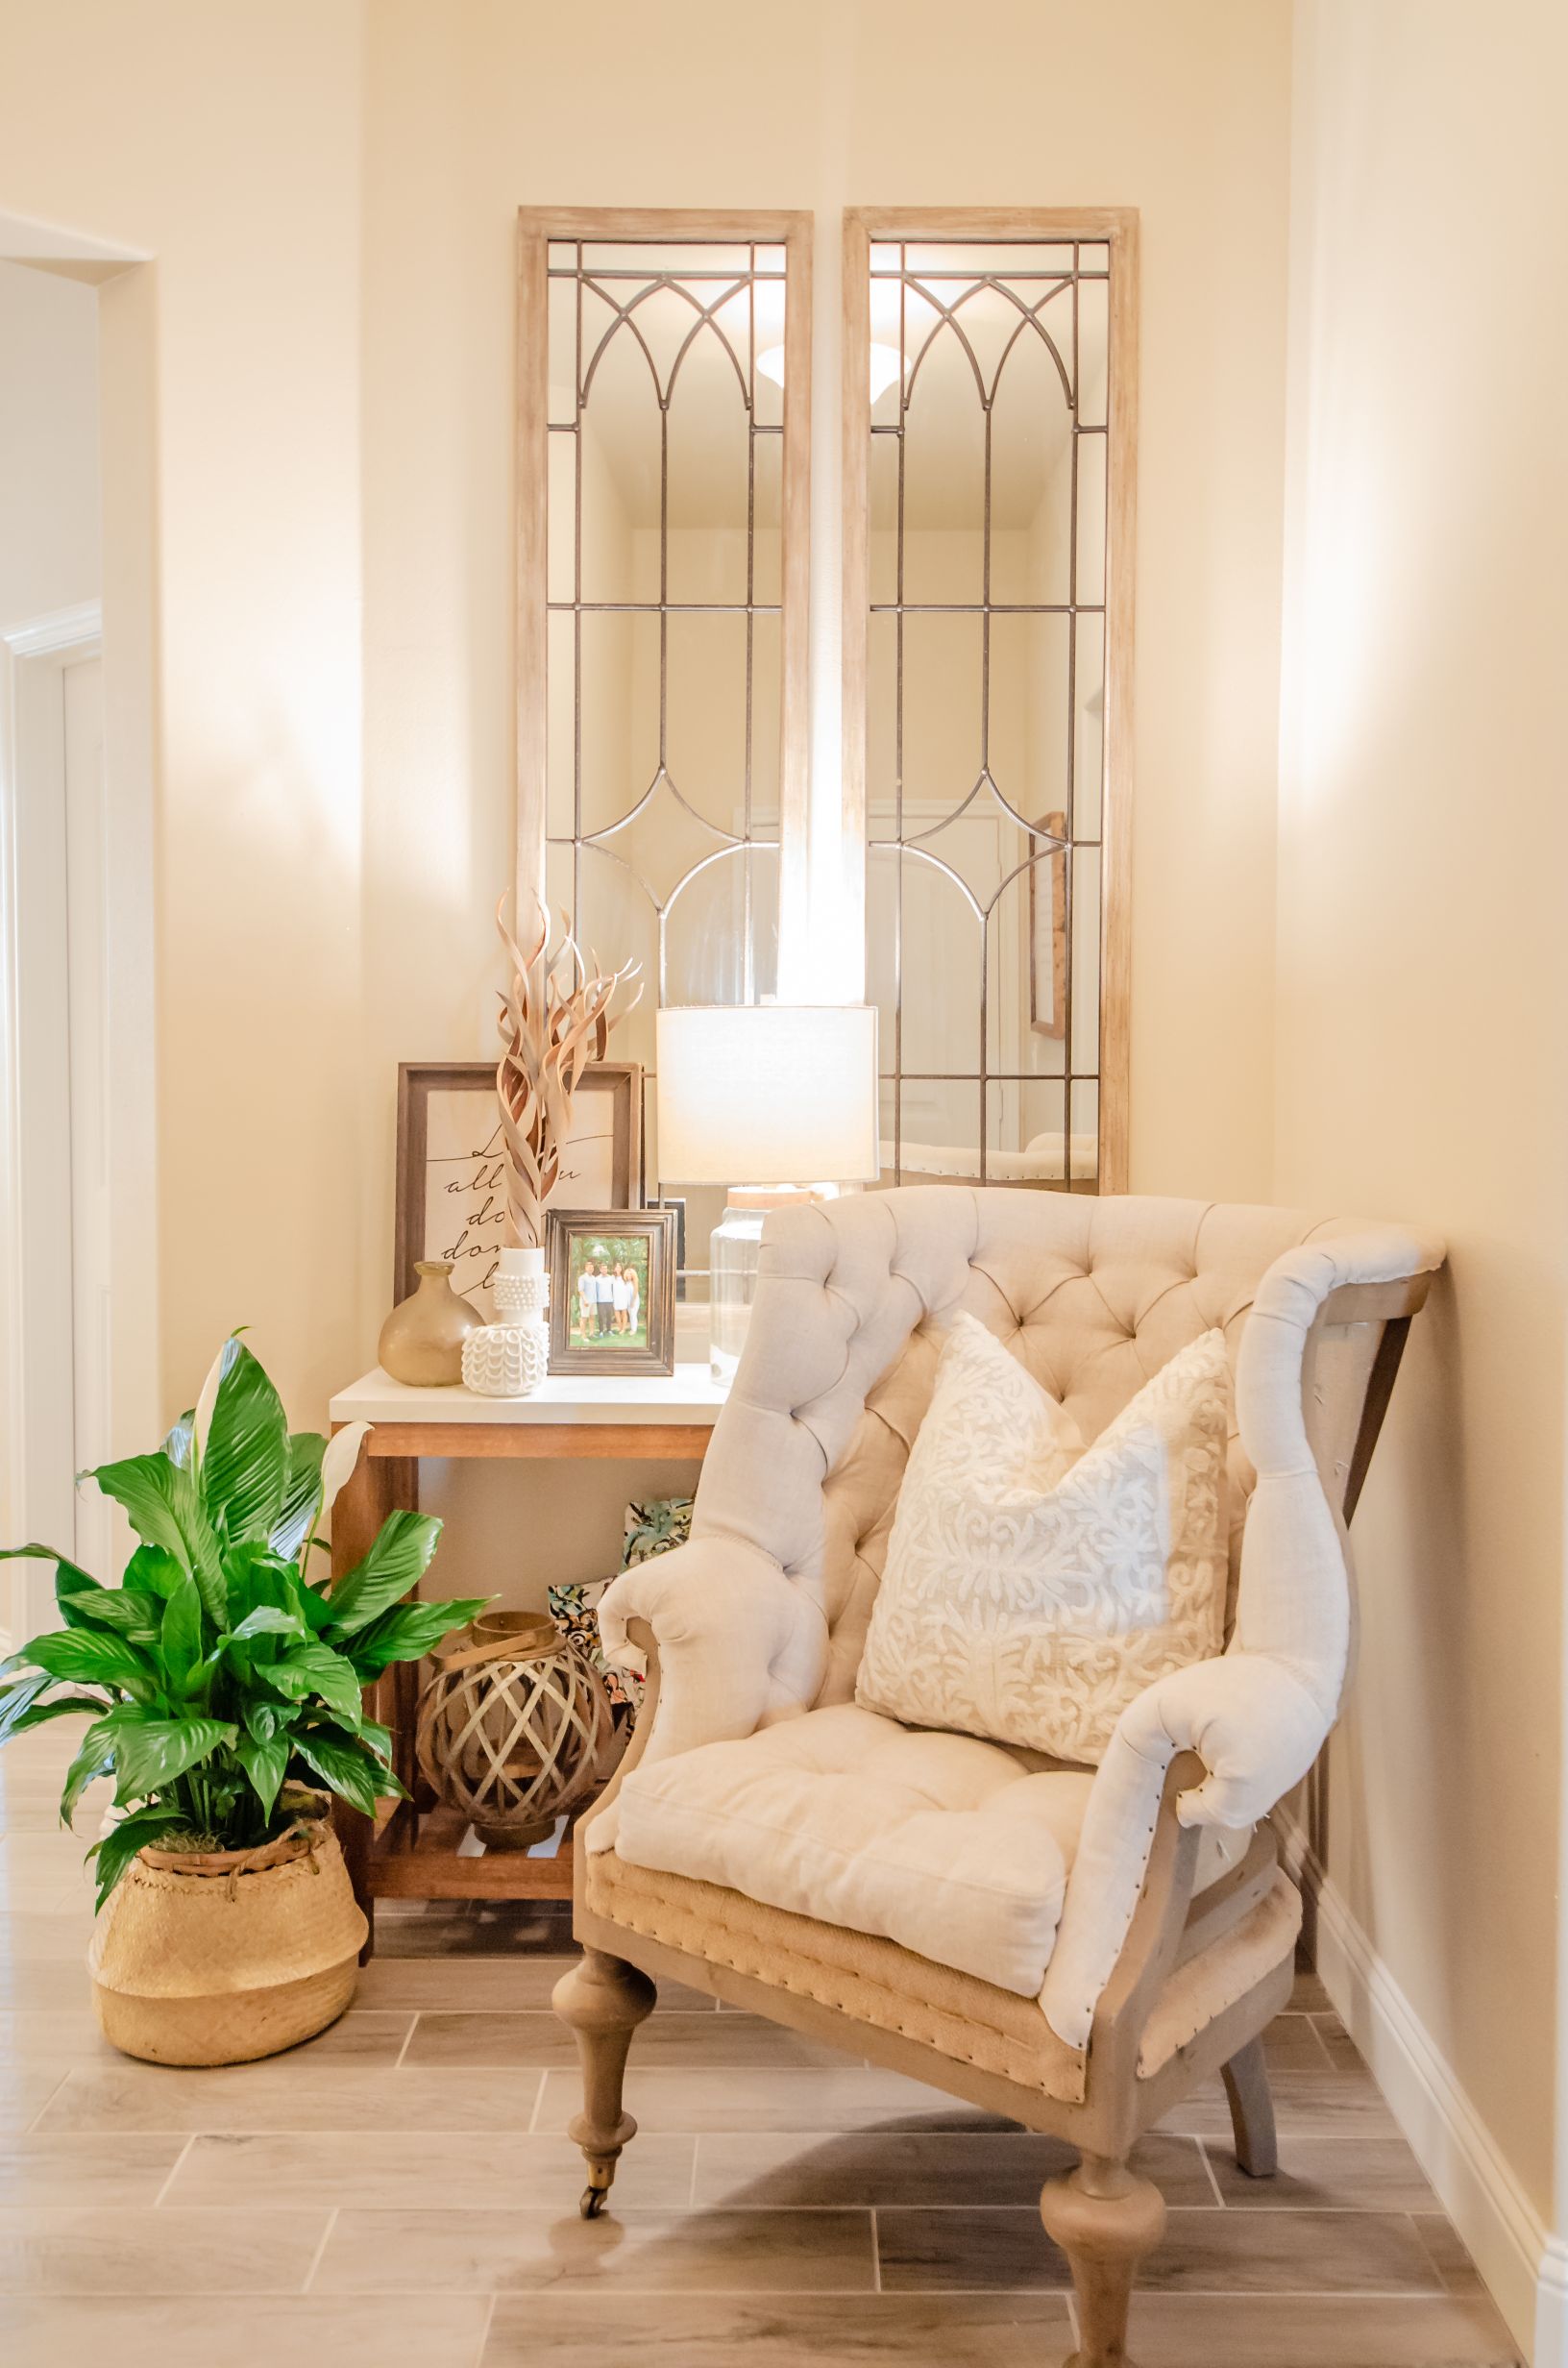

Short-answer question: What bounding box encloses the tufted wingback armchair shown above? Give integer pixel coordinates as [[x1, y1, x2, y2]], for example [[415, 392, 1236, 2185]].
[[554, 1189, 1441, 2367]]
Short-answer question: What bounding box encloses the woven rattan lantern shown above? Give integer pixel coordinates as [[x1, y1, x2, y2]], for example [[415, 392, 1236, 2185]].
[[415, 1612, 620, 1848]]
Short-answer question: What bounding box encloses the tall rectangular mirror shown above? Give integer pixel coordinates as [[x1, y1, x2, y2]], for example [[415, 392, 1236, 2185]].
[[844, 210, 1137, 1195], [517, 209, 811, 1266]]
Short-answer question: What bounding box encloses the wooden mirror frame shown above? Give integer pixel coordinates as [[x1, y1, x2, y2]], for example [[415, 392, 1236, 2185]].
[[841, 207, 1139, 1195]]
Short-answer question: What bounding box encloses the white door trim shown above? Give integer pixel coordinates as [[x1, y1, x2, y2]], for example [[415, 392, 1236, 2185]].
[[0, 602, 109, 1645]]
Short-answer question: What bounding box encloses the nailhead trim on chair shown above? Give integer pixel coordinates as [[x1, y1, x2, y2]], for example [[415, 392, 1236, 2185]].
[[1136, 1873, 1302, 2077], [588, 1848, 1090, 2103]]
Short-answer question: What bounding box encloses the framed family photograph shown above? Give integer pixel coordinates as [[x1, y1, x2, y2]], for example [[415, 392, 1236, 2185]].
[[393, 1060, 641, 1317], [546, 1207, 676, 1378]]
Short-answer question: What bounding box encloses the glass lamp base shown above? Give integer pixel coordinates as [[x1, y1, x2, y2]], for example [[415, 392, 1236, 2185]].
[[709, 1202, 768, 1387]]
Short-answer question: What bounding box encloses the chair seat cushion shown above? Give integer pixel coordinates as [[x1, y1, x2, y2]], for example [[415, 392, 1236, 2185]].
[[613, 1702, 1245, 1997]]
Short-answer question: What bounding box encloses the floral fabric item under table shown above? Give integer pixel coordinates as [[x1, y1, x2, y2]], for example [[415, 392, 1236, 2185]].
[[549, 1496, 694, 1729]]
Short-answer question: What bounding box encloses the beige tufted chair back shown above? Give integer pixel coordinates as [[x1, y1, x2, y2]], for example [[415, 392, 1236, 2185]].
[[692, 1188, 1399, 1708]]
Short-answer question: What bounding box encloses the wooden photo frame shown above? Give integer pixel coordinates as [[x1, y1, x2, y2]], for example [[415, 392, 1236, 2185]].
[[547, 1207, 676, 1378], [1028, 812, 1068, 1040], [648, 1195, 688, 1298], [394, 1062, 641, 1318]]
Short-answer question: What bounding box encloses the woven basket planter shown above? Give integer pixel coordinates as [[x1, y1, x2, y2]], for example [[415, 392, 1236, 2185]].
[[416, 1612, 620, 1848], [87, 1820, 367, 2066]]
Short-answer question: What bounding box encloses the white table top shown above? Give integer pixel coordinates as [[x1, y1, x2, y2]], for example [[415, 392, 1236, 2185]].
[[329, 1363, 728, 1428]]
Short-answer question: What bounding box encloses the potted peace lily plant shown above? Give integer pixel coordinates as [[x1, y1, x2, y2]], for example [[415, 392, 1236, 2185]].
[[0, 1336, 486, 2066]]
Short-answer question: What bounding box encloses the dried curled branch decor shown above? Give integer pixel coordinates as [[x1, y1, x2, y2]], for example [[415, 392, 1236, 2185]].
[[494, 894, 641, 1250]]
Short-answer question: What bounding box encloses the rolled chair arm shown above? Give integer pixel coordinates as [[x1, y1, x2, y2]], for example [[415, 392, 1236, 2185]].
[[1040, 1651, 1323, 2050], [587, 1534, 829, 1854]]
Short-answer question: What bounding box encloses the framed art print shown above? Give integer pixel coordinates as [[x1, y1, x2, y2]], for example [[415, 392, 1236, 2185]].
[[394, 1061, 641, 1317], [546, 1206, 676, 1377]]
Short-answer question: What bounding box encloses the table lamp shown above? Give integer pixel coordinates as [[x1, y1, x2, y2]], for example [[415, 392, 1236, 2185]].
[[655, 1004, 880, 1383]]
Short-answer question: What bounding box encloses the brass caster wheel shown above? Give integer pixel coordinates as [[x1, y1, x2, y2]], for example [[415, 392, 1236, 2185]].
[[579, 2185, 607, 2220]]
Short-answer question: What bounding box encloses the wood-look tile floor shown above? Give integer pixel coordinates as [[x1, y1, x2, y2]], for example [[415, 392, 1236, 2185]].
[[0, 1724, 1523, 2365]]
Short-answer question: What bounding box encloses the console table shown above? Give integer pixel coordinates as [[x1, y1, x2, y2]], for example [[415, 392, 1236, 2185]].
[[328, 1363, 724, 1948]]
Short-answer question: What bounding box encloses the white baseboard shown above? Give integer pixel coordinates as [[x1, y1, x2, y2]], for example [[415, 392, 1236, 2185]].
[[1278, 1811, 1549, 2364]]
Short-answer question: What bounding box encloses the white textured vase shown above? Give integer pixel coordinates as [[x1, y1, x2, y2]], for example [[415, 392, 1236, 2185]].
[[462, 1246, 550, 1399]]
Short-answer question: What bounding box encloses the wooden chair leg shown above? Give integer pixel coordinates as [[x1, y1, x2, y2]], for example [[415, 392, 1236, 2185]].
[[1040, 2154, 1165, 2368], [551, 1949, 656, 2219], [1221, 2034, 1278, 2178]]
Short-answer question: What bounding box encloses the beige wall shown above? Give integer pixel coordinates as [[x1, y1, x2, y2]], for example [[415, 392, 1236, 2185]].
[[0, 1, 1293, 1560], [0, 0, 367, 1439], [1277, 0, 1568, 2254], [357, 0, 1295, 1596], [360, 0, 1296, 1348]]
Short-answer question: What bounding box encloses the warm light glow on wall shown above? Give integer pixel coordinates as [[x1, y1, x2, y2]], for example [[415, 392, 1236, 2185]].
[[757, 342, 904, 401]]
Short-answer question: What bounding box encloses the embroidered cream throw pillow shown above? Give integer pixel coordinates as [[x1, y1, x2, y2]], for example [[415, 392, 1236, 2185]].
[[855, 1313, 1231, 1763]]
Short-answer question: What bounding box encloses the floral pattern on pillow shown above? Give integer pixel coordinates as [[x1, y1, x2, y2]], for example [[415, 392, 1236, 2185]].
[[855, 1314, 1230, 1764]]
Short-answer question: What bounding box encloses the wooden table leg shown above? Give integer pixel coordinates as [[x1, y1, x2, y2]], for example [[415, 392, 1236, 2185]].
[[330, 1436, 403, 1961]]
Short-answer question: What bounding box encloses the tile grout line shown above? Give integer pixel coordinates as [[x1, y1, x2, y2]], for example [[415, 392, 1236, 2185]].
[[19, 2068, 67, 2134], [526, 2071, 546, 2136], [870, 2204, 881, 2293], [471, 2291, 498, 2366], [300, 2204, 338, 2294], [393, 2012, 418, 2069], [1193, 2135, 1226, 2208], [150, 2133, 196, 2207], [1304, 2010, 1337, 2069]]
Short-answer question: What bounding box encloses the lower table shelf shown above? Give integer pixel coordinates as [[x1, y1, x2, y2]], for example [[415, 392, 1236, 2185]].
[[361, 1803, 576, 1902], [327, 1371, 718, 1953]]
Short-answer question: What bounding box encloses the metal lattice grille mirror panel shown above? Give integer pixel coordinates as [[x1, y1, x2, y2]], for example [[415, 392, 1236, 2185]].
[[854, 218, 1134, 1194], [521, 212, 810, 1261]]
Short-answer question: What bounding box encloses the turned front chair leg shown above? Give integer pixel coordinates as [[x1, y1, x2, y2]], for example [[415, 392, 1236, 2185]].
[[1041, 2154, 1165, 2368], [551, 1950, 657, 2219], [1221, 2034, 1279, 2178]]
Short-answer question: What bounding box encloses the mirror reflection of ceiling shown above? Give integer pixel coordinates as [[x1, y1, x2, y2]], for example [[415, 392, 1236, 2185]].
[[870, 243, 1109, 534], [550, 243, 786, 531]]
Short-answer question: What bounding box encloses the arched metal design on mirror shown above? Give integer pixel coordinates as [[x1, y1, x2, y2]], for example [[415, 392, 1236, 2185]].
[[844, 210, 1137, 1195], [517, 209, 811, 1216]]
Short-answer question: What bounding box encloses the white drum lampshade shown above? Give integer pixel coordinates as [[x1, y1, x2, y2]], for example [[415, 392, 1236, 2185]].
[[655, 1004, 880, 1188], [656, 1005, 880, 1382]]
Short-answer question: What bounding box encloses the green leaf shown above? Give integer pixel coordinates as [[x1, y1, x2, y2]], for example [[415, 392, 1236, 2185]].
[[222, 1541, 327, 1637], [270, 1431, 327, 1561], [264, 1641, 363, 1727], [106, 1712, 235, 1807], [162, 1410, 195, 1468], [87, 1805, 188, 1910], [86, 1452, 226, 1627], [0, 1670, 53, 1744], [198, 1340, 288, 1546], [226, 1605, 304, 1644], [243, 1697, 296, 1745], [325, 1511, 444, 1638], [345, 1596, 490, 1680], [160, 1578, 207, 1694], [357, 1714, 394, 1763], [291, 1729, 388, 1817], [234, 1732, 288, 1820], [5, 1692, 112, 1738], [124, 1544, 184, 1601], [61, 1717, 119, 1823], [21, 1628, 159, 1704], [56, 1584, 164, 1644], [0, 1543, 103, 1626]]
